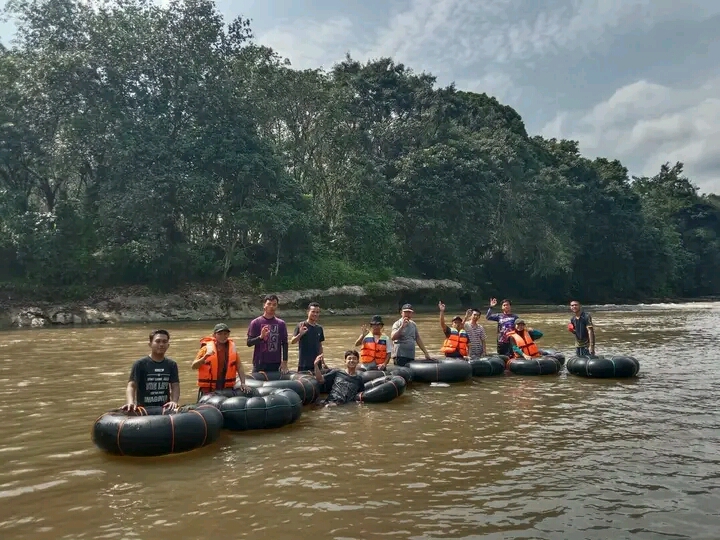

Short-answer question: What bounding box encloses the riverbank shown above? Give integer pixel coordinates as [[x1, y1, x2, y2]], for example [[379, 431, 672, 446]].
[[1, 277, 465, 328]]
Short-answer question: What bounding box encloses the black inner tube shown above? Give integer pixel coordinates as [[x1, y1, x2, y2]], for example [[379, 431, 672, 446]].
[[92, 404, 224, 457]]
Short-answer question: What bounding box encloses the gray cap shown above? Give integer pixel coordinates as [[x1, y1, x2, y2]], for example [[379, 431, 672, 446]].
[[514, 318, 525, 326], [213, 323, 231, 333]]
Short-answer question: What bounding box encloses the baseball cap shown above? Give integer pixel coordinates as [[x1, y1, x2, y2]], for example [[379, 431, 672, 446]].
[[213, 323, 231, 333], [514, 318, 525, 326], [401, 303, 414, 312]]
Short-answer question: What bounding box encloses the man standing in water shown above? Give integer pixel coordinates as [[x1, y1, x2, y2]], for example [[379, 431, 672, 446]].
[[569, 300, 595, 357], [290, 302, 325, 372], [486, 298, 518, 357], [191, 323, 249, 399], [463, 307, 488, 358], [390, 303, 432, 366], [438, 301, 470, 358], [247, 294, 289, 374], [314, 351, 365, 406], [355, 315, 393, 370], [123, 330, 180, 412]]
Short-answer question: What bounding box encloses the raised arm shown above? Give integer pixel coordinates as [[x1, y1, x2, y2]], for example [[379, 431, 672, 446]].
[[313, 355, 325, 384], [290, 323, 305, 345], [355, 324, 368, 347], [191, 346, 208, 370]]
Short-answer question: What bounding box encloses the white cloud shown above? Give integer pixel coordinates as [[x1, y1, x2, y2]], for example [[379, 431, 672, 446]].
[[541, 78, 720, 193], [250, 0, 720, 108], [364, 0, 720, 69], [456, 72, 518, 104], [250, 0, 720, 193], [255, 17, 354, 70]]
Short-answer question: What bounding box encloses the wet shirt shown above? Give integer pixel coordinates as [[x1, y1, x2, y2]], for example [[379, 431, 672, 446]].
[[293, 322, 325, 371], [247, 316, 288, 368], [323, 370, 365, 404], [128, 356, 179, 407], [486, 309, 518, 344], [570, 312, 593, 347]]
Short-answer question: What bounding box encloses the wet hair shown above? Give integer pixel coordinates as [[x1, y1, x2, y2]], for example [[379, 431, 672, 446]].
[[308, 302, 320, 310], [149, 329, 170, 342], [344, 350, 360, 360], [501, 299, 512, 306], [264, 294, 279, 304], [570, 300, 581, 305], [471, 307, 481, 314]]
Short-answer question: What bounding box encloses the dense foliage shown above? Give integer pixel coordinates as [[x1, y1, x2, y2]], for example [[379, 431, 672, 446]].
[[1, 0, 719, 302]]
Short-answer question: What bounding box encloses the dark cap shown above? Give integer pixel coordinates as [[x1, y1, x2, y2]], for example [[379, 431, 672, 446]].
[[370, 315, 384, 325], [401, 303, 414, 312], [213, 323, 231, 333], [514, 318, 525, 326], [452, 316, 463, 322]]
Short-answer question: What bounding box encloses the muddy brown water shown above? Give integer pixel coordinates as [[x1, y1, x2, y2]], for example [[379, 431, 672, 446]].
[[0, 303, 719, 539]]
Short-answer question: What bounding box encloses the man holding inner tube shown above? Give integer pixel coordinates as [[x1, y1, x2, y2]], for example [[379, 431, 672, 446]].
[[123, 329, 180, 412]]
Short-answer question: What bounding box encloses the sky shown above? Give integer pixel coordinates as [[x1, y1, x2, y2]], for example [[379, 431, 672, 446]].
[[1, 0, 719, 193]]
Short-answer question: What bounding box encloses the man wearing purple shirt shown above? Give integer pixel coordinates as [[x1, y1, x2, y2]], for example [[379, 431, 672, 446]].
[[486, 297, 518, 357], [246, 294, 289, 374]]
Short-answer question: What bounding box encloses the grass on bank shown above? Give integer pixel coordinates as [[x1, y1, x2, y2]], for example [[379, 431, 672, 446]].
[[0, 258, 412, 305]]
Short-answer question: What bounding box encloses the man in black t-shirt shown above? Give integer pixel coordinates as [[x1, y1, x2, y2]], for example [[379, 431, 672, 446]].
[[568, 300, 596, 357], [314, 350, 364, 406], [123, 330, 180, 412], [291, 302, 326, 371]]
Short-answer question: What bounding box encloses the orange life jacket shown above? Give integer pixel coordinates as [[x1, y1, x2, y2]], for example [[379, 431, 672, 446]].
[[441, 327, 469, 357], [360, 334, 389, 364], [197, 337, 239, 391], [508, 330, 541, 359]]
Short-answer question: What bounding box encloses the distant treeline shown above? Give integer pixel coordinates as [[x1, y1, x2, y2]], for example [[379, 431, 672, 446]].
[[1, 0, 719, 302]]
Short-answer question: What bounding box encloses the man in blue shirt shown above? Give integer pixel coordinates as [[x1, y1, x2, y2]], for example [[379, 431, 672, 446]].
[[486, 298, 518, 356]]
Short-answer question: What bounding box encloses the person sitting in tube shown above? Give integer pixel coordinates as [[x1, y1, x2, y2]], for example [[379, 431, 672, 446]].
[[314, 351, 365, 407], [438, 301, 469, 359], [354, 315, 393, 370], [506, 319, 544, 360]]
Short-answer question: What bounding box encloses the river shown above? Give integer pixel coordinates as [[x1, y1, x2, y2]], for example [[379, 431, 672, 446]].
[[0, 302, 719, 539]]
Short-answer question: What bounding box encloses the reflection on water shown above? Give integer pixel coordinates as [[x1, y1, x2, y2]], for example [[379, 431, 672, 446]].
[[1, 303, 719, 539]]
